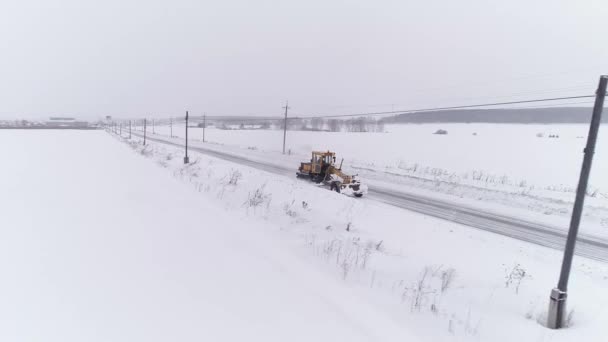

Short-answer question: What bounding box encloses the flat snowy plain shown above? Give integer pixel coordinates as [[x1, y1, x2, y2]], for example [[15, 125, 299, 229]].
[[0, 130, 415, 342], [2, 128, 607, 341]]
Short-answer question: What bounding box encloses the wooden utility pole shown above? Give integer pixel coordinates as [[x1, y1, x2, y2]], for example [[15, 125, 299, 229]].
[[184, 111, 189, 164], [282, 101, 290, 154], [203, 113, 206, 143]]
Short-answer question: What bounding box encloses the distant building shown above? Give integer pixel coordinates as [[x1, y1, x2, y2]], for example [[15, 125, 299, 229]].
[[49, 117, 76, 121], [45, 117, 89, 128]]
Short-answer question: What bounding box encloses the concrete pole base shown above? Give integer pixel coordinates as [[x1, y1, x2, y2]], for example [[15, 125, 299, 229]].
[[183, 156, 189, 164], [547, 288, 567, 329]]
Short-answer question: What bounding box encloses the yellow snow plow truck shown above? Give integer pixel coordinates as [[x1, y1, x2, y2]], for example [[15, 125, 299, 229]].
[[296, 151, 367, 197]]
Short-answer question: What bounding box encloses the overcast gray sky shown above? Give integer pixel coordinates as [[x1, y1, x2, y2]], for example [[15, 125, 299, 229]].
[[1, 0, 607, 120]]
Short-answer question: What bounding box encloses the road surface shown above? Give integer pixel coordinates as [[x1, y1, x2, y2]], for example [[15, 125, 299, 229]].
[[130, 131, 608, 262]]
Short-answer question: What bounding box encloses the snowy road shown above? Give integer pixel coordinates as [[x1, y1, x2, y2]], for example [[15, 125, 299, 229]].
[[134, 132, 608, 262]]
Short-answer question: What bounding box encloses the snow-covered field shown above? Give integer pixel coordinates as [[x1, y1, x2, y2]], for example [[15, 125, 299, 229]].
[[148, 123, 608, 191], [126, 128, 608, 340], [144, 122, 608, 238], [3, 128, 608, 341], [0, 130, 416, 342]]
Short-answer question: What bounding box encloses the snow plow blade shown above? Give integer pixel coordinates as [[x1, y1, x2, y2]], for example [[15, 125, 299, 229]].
[[296, 150, 367, 198]]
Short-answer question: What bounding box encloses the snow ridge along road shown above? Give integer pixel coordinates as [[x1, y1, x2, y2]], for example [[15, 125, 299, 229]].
[[133, 132, 608, 262]]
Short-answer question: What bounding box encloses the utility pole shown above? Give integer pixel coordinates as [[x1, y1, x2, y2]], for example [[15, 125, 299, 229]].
[[282, 101, 290, 154], [143, 119, 147, 145], [203, 113, 206, 143], [184, 111, 189, 164], [170, 117, 173, 138], [548, 75, 607, 329]]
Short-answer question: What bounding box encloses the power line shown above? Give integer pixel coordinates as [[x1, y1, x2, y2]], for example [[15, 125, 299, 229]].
[[180, 94, 599, 123], [293, 94, 597, 119], [508, 100, 595, 110], [425, 84, 594, 105], [303, 84, 593, 114], [124, 93, 603, 124]]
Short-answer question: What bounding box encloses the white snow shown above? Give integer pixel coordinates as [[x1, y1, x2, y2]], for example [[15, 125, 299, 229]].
[[149, 122, 608, 194], [142, 122, 608, 238], [0, 130, 417, 342], [121, 128, 608, 341], [3, 128, 608, 342]]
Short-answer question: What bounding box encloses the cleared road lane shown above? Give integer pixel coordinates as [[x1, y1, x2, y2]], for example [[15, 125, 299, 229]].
[[131, 132, 608, 262]]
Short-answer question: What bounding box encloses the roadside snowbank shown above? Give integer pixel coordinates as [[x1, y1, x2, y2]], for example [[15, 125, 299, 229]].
[[0, 130, 416, 342], [118, 129, 608, 342]]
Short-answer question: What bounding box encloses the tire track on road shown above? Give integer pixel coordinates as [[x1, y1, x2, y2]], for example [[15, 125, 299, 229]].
[[133, 132, 608, 262]]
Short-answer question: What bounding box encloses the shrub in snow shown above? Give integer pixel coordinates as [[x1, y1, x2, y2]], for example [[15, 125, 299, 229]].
[[504, 263, 529, 294], [177, 159, 200, 179], [283, 200, 298, 217], [227, 169, 242, 185], [440, 268, 456, 293], [139, 145, 152, 156], [365, 239, 384, 252], [244, 184, 271, 212], [433, 129, 448, 135], [410, 267, 433, 312], [315, 238, 373, 281], [156, 159, 168, 168]]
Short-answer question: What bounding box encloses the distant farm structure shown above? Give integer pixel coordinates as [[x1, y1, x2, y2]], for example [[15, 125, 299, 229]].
[[0, 117, 98, 129]]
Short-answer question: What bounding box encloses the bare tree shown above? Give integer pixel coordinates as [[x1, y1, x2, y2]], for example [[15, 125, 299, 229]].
[[311, 117, 324, 131], [327, 119, 341, 132]]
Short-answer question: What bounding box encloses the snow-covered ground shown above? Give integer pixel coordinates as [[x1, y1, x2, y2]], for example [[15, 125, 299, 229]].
[[3, 128, 607, 341], [0, 130, 418, 342], [141, 122, 608, 238], [146, 123, 608, 192], [106, 127, 607, 341]]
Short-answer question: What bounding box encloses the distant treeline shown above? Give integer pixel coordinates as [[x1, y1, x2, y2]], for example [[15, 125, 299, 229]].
[[214, 117, 386, 132], [383, 107, 605, 124], [284, 117, 385, 132]]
